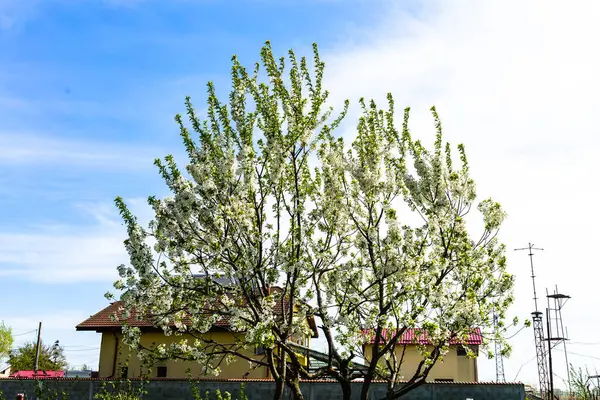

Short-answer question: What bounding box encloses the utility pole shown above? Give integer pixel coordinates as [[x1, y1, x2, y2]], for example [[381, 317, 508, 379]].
[[546, 287, 570, 400], [516, 243, 549, 399], [553, 284, 571, 397], [33, 322, 42, 376], [546, 307, 554, 399]]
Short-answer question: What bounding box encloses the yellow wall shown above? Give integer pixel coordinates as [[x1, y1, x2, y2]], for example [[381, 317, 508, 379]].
[[98, 331, 311, 379], [99, 331, 271, 379], [363, 344, 478, 382]]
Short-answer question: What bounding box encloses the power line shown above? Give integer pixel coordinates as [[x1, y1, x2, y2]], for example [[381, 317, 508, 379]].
[[513, 354, 538, 382], [12, 329, 37, 337], [553, 372, 568, 387], [568, 342, 600, 346], [567, 351, 600, 362], [506, 325, 528, 340], [63, 348, 100, 352], [513, 339, 537, 382]]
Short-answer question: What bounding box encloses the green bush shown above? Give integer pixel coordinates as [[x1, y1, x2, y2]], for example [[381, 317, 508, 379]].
[[34, 380, 70, 400], [189, 381, 247, 400], [94, 380, 148, 400]]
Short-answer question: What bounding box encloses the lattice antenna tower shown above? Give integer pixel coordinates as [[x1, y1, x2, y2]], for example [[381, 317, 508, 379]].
[[493, 311, 506, 382], [515, 243, 549, 399]]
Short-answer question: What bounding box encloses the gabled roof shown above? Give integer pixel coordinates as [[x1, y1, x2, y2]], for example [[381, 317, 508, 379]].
[[76, 301, 230, 331], [77, 297, 318, 338], [363, 328, 482, 346]]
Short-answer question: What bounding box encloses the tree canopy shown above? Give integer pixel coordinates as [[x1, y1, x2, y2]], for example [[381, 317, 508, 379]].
[[8, 341, 67, 373], [0, 321, 13, 360], [112, 42, 515, 400]]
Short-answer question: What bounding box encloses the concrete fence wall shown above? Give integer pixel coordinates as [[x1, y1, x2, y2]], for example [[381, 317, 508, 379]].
[[0, 379, 525, 400]]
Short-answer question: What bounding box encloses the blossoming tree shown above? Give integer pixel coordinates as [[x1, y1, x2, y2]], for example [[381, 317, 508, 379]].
[[306, 98, 515, 400], [112, 42, 346, 400], [111, 42, 515, 400]]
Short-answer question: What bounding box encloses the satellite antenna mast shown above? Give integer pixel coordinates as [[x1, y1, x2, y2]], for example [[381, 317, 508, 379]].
[[493, 311, 506, 382], [555, 284, 572, 397], [546, 286, 570, 399], [516, 243, 549, 399]]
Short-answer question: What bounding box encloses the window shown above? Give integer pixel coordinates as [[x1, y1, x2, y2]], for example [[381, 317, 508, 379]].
[[457, 347, 467, 356], [434, 378, 454, 383], [120, 367, 128, 379], [156, 366, 167, 378], [255, 346, 265, 355]]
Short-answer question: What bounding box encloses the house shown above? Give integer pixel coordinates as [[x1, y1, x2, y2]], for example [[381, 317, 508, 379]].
[[9, 370, 65, 378], [362, 328, 482, 382], [76, 295, 318, 379], [0, 363, 10, 378], [287, 342, 368, 378], [64, 370, 93, 378]]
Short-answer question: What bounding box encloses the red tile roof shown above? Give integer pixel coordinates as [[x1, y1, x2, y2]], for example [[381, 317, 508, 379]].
[[10, 370, 65, 378], [77, 299, 318, 338], [76, 302, 229, 331], [363, 328, 482, 345]]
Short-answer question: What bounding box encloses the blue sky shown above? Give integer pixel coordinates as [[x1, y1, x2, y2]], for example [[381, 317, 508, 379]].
[[2, 0, 600, 388], [0, 0, 415, 371]]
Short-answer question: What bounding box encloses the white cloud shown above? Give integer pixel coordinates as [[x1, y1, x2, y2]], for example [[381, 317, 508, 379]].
[[0, 198, 154, 284], [318, 0, 600, 388], [0, 231, 125, 283], [0, 132, 163, 170], [0, 198, 156, 369]]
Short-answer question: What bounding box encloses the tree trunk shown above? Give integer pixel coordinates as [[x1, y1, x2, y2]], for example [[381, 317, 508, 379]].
[[386, 387, 396, 400], [290, 379, 305, 400], [360, 375, 374, 400], [385, 381, 396, 400], [340, 378, 352, 400], [272, 345, 287, 400], [273, 378, 285, 400], [388, 377, 426, 400]]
